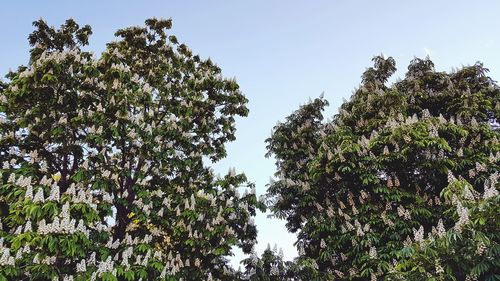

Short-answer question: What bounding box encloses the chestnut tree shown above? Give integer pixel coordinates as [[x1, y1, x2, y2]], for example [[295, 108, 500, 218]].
[[0, 18, 263, 281], [265, 56, 499, 280]]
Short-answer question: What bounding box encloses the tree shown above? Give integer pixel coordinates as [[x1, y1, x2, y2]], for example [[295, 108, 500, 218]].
[[238, 244, 320, 281], [265, 56, 499, 279], [239, 244, 288, 280], [0, 18, 264, 281]]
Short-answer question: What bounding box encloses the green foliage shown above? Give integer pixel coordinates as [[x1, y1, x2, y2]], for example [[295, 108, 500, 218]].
[[388, 176, 500, 280], [266, 56, 500, 279], [0, 18, 264, 280]]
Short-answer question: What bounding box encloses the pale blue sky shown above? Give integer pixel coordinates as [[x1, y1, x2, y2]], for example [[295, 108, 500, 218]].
[[1, 0, 499, 268]]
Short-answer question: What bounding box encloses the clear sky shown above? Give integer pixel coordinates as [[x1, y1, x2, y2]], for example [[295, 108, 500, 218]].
[[1, 0, 499, 269]]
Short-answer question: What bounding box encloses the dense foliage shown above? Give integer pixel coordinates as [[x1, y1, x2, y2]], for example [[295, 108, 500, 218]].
[[266, 56, 499, 280], [389, 173, 499, 280], [0, 18, 264, 280]]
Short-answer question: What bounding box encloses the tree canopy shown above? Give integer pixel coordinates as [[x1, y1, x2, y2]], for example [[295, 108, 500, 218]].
[[0, 17, 499, 281], [265, 56, 499, 280], [0, 18, 264, 281]]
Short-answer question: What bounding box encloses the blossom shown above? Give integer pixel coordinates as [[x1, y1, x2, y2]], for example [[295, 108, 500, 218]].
[[369, 246, 377, 259], [483, 179, 499, 199], [47, 184, 60, 201], [454, 201, 469, 233], [435, 259, 444, 274], [413, 225, 424, 244], [436, 219, 445, 238], [33, 188, 45, 203], [25, 185, 33, 200], [383, 146, 389, 155], [320, 239, 327, 249], [0, 248, 15, 266]]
